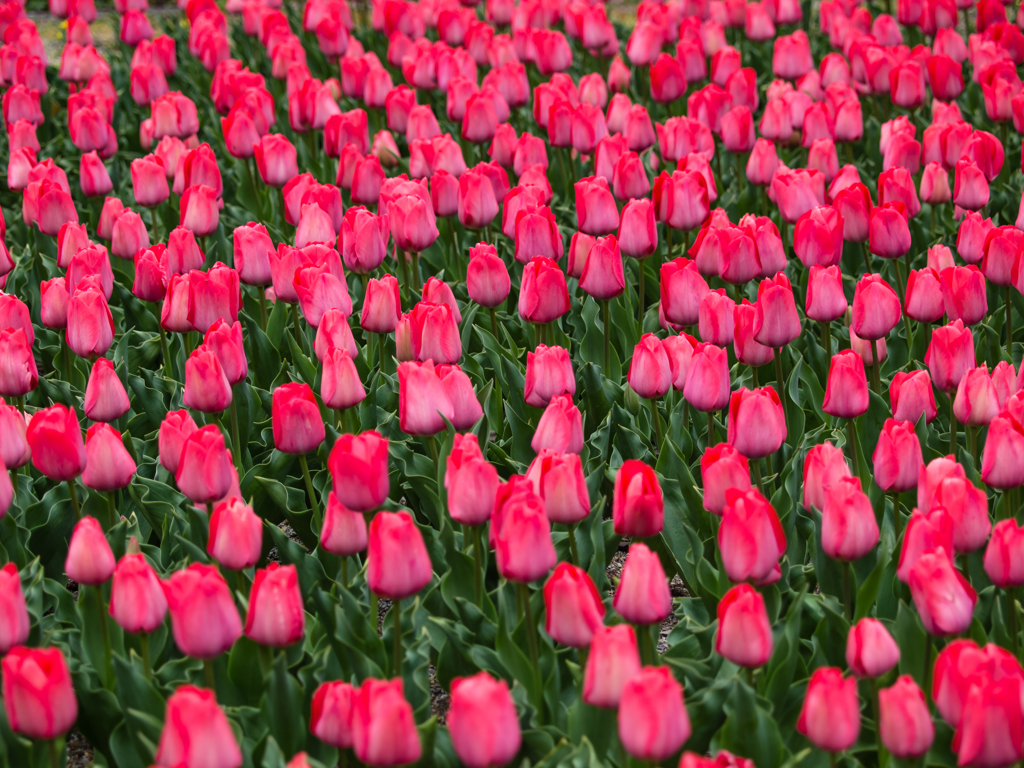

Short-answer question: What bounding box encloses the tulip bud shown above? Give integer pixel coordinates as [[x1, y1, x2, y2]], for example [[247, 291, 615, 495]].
[[727, 387, 786, 459], [272, 382, 325, 455], [154, 686, 244, 768], [245, 563, 305, 647], [27, 404, 87, 482], [852, 273, 902, 341], [328, 431, 389, 511], [954, 365, 999, 427], [1, 646, 78, 740], [797, 667, 861, 751], [158, 409, 198, 475], [821, 475, 879, 561], [618, 667, 691, 762], [846, 617, 900, 678], [311, 681, 356, 749], [446, 672, 521, 768], [891, 370, 938, 424], [367, 510, 433, 599], [162, 563, 243, 658], [108, 552, 167, 633], [67, 284, 115, 359], [716, 583, 773, 667], [175, 425, 235, 504], [532, 394, 584, 455], [493, 485, 557, 583], [320, 492, 368, 556], [660, 257, 709, 327], [984, 519, 1024, 588], [183, 346, 233, 414], [0, 564, 30, 654], [352, 678, 422, 767], [613, 542, 671, 625], [981, 414, 1024, 490], [822, 350, 869, 419], [207, 498, 262, 571], [909, 547, 977, 636], [543, 562, 605, 647], [878, 676, 935, 759], [525, 345, 575, 408], [526, 450, 590, 525], [627, 334, 671, 400], [583, 624, 641, 708], [683, 343, 731, 413], [65, 515, 115, 587], [612, 460, 663, 537], [926, 320, 976, 393], [720, 488, 786, 585], [872, 419, 923, 493], [81, 423, 137, 492], [0, 328, 38, 399], [467, 242, 511, 309]]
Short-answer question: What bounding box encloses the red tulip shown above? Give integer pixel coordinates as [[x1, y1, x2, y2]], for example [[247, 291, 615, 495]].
[[154, 686, 243, 768], [613, 542, 672, 624], [797, 668, 861, 752], [926, 320, 976, 393], [543, 562, 605, 647], [245, 563, 304, 647], [719, 488, 786, 585], [910, 547, 977, 636], [618, 667, 691, 761], [447, 673, 522, 768], [822, 350, 869, 419], [822, 476, 879, 561], [175, 425, 234, 504], [716, 583, 773, 667], [162, 563, 242, 658], [847, 617, 900, 678], [1, 646, 78, 740], [583, 624, 641, 708]]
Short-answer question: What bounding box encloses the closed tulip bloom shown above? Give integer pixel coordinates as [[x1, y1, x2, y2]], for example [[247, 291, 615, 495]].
[[543, 562, 605, 647], [1, 646, 78, 741], [254, 134, 298, 187], [746, 138, 779, 187], [81, 358, 129, 424], [985, 519, 1024, 587], [351, 678, 421, 766], [699, 290, 736, 346], [910, 548, 977, 636], [898, 505, 956, 583], [321, 348, 366, 411], [162, 563, 242, 658], [904, 268, 945, 323], [797, 668, 860, 752], [182, 346, 233, 414], [575, 176, 620, 236], [953, 158, 990, 212], [954, 365, 999, 427], [872, 419, 923, 493], [956, 212, 993, 266], [613, 542, 672, 624], [446, 434, 499, 526], [467, 243, 510, 309], [532, 394, 584, 455], [957, 677, 1024, 768], [272, 382, 325, 455], [65, 516, 115, 586], [206, 497, 262, 571], [719, 488, 786, 585], [107, 550, 167, 634], [457, 169, 499, 231], [231, 222, 274, 287], [618, 667, 691, 762], [847, 618, 900, 678], [328, 431, 389, 512], [131, 155, 170, 208], [793, 205, 844, 268], [727, 387, 786, 459], [310, 680, 356, 750], [920, 161, 952, 205], [40, 277, 70, 329], [822, 351, 869, 419], [493, 488, 557, 583], [67, 284, 115, 359], [0, 564, 29, 654], [245, 563, 304, 648], [525, 450, 590, 524], [982, 415, 1024, 490], [701, 443, 751, 515], [661, 257, 709, 327], [717, 582, 774, 670], [519, 257, 570, 324], [583, 625, 641, 708], [941, 265, 987, 325], [158, 410, 198, 475], [81, 423, 136, 492], [852, 273, 902, 340], [612, 460, 664, 537], [926, 320, 976, 393], [525, 345, 575, 408], [397, 360, 455, 436], [879, 676, 935, 759], [628, 334, 671, 400], [367, 510, 432, 600], [360, 274, 401, 334], [175, 425, 234, 503], [154, 686, 242, 768], [869, 202, 912, 258], [802, 442, 852, 512], [981, 225, 1022, 286], [447, 673, 521, 768], [822, 476, 879, 561], [753, 272, 800, 348], [317, 491, 367, 557], [889, 371, 936, 428], [436, 365, 482, 431], [26, 405, 86, 482], [0, 327, 37, 399], [684, 343, 731, 413], [805, 265, 847, 322]]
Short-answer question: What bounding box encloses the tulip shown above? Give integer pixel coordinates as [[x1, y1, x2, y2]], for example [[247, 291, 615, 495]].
[[525, 345, 575, 408], [467, 243, 510, 310], [926, 320, 975, 393], [154, 686, 243, 768], [583, 624, 641, 708], [793, 205, 844, 268], [612, 460, 663, 538], [27, 404, 86, 484], [445, 433, 499, 527], [661, 257, 709, 327], [700, 443, 751, 515], [272, 382, 325, 457], [802, 442, 852, 513], [351, 678, 422, 766], [162, 563, 242, 658], [719, 488, 786, 585], [175, 425, 234, 504], [0, 564, 29, 654], [67, 284, 115, 359], [614, 540, 672, 626], [699, 290, 736, 346], [822, 351, 869, 419], [909, 548, 977, 636], [804, 265, 847, 325], [898, 504, 956, 584], [244, 563, 304, 648], [982, 415, 1024, 490], [180, 184, 220, 237], [904, 267, 945, 324], [876, 676, 936, 760], [360, 274, 401, 336], [575, 176, 620, 236], [543, 562, 605, 647], [328, 431, 389, 512], [519, 257, 570, 325], [81, 423, 136, 493], [183, 346, 233, 414], [797, 668, 860, 752], [65, 516, 115, 586], [525, 450, 590, 525], [311, 680, 356, 749], [954, 674, 1024, 768], [822, 476, 879, 562], [493, 484, 557, 584], [1, 646, 78, 740], [727, 387, 786, 460], [628, 334, 671, 401], [684, 343, 731, 414], [716, 583, 773, 667], [0, 327, 37, 399], [367, 510, 433, 601], [953, 365, 999, 428], [753, 272, 800, 349], [207, 497, 262, 571], [618, 667, 691, 762], [852, 273, 902, 343], [872, 419, 923, 496], [319, 491, 368, 558], [847, 618, 900, 678], [447, 673, 521, 768], [532, 395, 584, 455]]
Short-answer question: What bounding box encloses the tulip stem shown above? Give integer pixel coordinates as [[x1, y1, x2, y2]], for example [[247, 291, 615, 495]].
[[893, 257, 914, 345], [970, 426, 979, 470], [1006, 285, 1014, 360], [891, 491, 902, 540], [291, 304, 304, 350], [819, 321, 831, 354], [860, 241, 872, 274], [842, 561, 853, 621], [773, 349, 789, 430], [665, 225, 673, 262], [139, 631, 152, 679], [392, 598, 402, 677], [923, 635, 933, 700], [298, 453, 322, 531], [158, 326, 171, 376], [473, 525, 484, 605], [707, 410, 716, 446], [229, 398, 244, 479], [869, 340, 881, 396], [847, 418, 860, 478], [106, 492, 117, 531], [204, 658, 216, 691], [246, 158, 263, 222], [1009, 588, 1020, 659], [602, 299, 611, 373], [150, 207, 161, 245], [63, 338, 74, 384], [490, 307, 498, 338], [752, 460, 766, 497], [949, 393, 957, 456], [638, 622, 657, 666], [516, 582, 544, 723], [567, 523, 579, 566], [94, 584, 113, 689], [379, 332, 389, 377], [257, 288, 268, 331], [67, 480, 81, 519], [647, 398, 663, 452], [637, 260, 645, 331], [49, 739, 60, 768], [871, 678, 887, 768], [411, 252, 421, 293]]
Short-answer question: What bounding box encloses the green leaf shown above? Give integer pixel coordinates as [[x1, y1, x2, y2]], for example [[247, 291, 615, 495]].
[[262, 650, 306, 758], [715, 681, 788, 768]]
